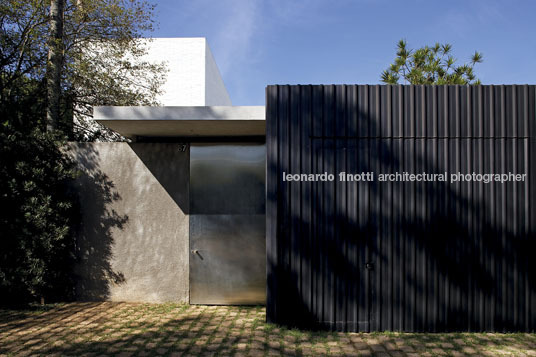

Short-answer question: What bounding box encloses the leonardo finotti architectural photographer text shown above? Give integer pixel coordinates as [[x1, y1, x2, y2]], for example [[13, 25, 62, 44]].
[[282, 172, 527, 184]]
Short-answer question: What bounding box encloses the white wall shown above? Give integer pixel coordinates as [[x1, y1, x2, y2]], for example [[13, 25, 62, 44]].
[[140, 38, 231, 106], [205, 42, 232, 105]]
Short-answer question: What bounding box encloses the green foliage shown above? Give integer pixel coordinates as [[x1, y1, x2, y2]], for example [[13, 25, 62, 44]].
[[0, 0, 167, 140], [0, 0, 163, 306], [0, 123, 79, 305], [0, 0, 163, 305], [381, 39, 483, 85]]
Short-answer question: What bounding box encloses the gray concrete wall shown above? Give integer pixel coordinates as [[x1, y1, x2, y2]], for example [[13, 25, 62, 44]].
[[68, 142, 189, 303]]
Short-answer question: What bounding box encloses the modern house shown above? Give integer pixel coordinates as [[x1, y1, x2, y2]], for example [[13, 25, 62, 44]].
[[71, 38, 536, 332]]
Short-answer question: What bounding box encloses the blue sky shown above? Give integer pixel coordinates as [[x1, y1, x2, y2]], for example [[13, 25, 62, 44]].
[[148, 0, 536, 106]]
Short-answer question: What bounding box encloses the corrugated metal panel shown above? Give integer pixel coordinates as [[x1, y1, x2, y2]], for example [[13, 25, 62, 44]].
[[266, 84, 536, 332]]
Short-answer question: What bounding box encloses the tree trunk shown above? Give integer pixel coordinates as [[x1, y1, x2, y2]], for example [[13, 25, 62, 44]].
[[46, 0, 64, 132]]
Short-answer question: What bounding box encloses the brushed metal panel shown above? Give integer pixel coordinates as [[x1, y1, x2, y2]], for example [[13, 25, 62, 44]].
[[190, 214, 266, 305], [189, 143, 266, 305], [190, 143, 265, 214]]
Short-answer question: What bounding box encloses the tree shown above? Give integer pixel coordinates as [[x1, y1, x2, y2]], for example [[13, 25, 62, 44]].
[[0, 123, 79, 305], [381, 39, 483, 85], [0, 0, 166, 305], [46, 0, 64, 132], [0, 0, 167, 140]]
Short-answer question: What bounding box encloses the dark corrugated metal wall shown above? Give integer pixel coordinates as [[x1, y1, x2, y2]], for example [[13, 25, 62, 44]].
[[266, 85, 536, 332]]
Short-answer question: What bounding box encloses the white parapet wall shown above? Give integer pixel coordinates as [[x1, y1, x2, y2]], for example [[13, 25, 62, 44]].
[[140, 38, 232, 106]]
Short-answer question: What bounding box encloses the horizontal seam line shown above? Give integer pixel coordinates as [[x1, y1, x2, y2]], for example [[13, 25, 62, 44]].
[[309, 136, 530, 139]]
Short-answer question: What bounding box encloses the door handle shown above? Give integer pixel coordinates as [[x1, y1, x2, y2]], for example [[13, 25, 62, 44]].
[[191, 250, 204, 260]]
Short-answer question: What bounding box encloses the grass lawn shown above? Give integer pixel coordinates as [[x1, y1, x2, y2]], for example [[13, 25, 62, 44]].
[[0, 302, 535, 356]]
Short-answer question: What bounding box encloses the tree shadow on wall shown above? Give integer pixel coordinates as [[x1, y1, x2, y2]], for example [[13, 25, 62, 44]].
[[68, 143, 128, 300], [129, 142, 190, 214], [268, 85, 536, 332]]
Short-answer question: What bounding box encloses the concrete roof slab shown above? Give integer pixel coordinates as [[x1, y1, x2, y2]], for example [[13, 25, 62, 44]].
[[94, 106, 266, 137]]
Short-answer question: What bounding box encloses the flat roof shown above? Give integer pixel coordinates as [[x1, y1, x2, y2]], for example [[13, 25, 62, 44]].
[[94, 106, 265, 137]]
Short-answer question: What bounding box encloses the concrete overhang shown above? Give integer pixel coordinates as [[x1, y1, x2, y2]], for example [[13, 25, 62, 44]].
[[94, 106, 266, 137]]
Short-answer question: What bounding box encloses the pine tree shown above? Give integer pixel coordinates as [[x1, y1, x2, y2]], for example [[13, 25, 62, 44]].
[[381, 40, 483, 85]]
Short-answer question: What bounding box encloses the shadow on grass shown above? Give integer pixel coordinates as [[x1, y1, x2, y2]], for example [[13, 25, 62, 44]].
[[1, 303, 535, 356]]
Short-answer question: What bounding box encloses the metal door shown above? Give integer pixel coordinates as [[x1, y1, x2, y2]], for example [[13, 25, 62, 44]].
[[189, 143, 266, 304]]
